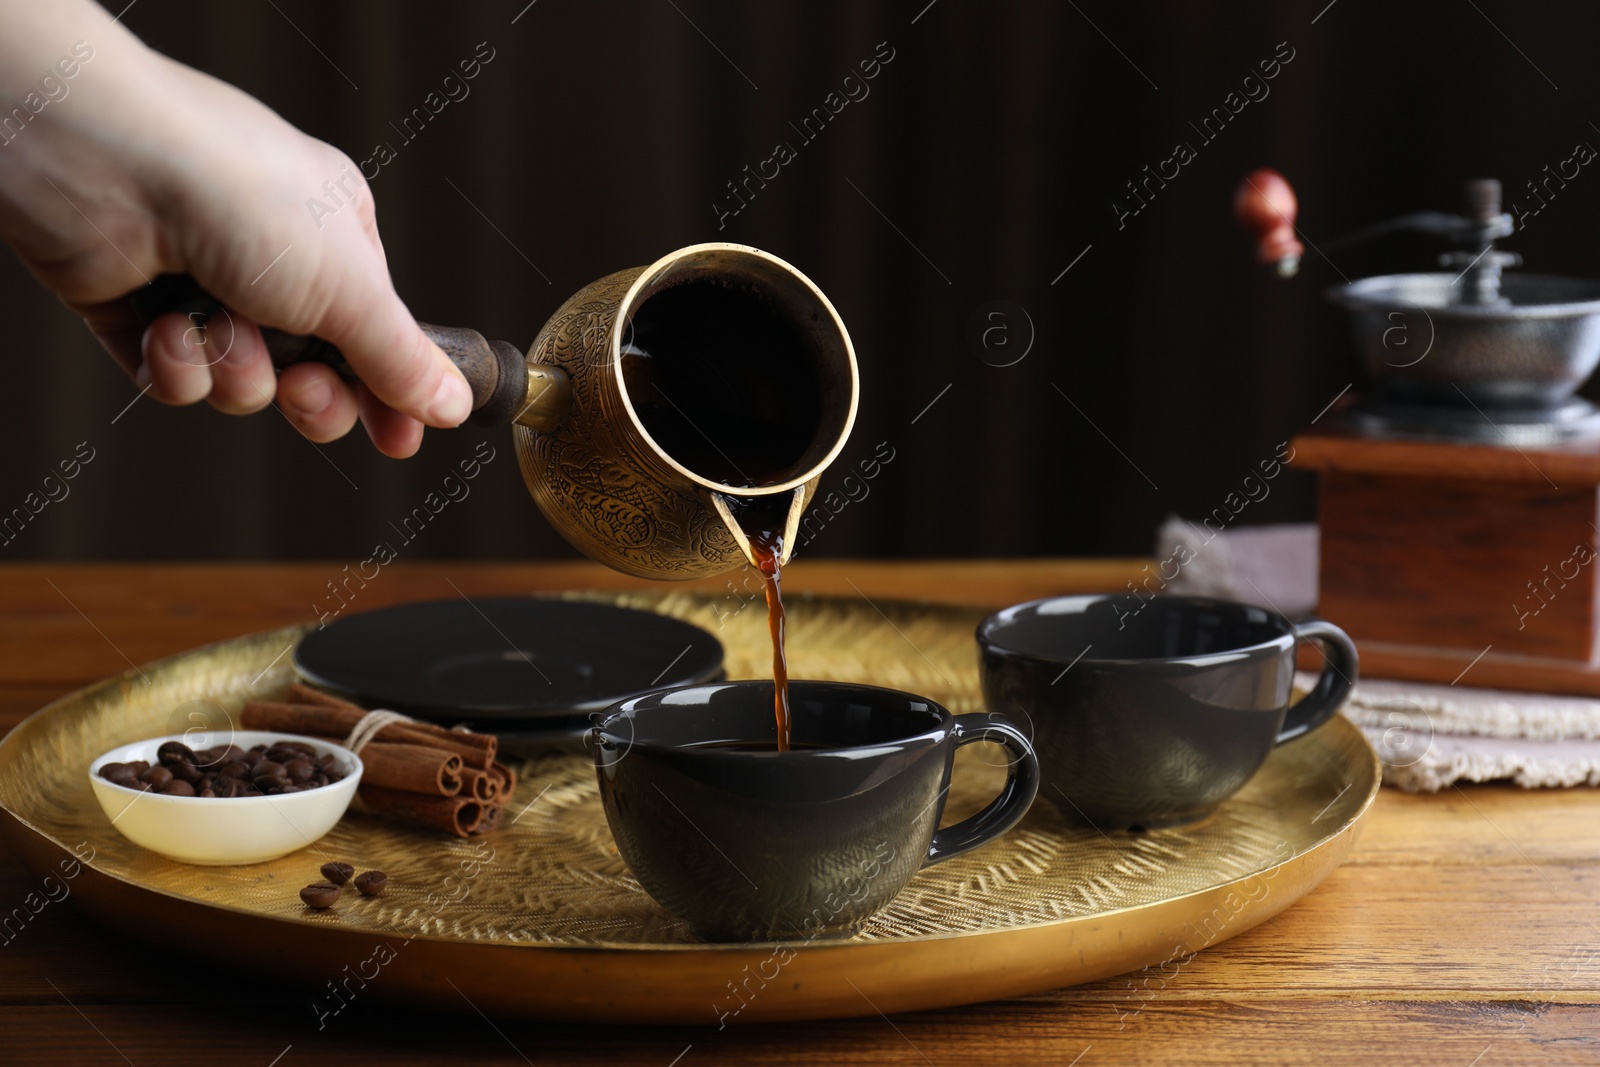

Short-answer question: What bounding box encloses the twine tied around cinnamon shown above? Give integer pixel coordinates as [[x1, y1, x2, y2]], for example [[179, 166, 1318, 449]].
[[343, 708, 415, 755]]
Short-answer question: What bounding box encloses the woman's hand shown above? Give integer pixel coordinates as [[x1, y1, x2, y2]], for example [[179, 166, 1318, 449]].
[[0, 0, 471, 457]]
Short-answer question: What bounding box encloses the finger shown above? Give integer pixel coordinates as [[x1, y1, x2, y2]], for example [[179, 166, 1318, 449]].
[[277, 362, 360, 443], [139, 312, 215, 405], [357, 383, 425, 459], [201, 315, 277, 416], [73, 296, 148, 381], [310, 269, 473, 430]]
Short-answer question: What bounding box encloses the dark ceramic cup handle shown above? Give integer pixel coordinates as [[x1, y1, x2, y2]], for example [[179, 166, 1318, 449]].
[[924, 713, 1040, 867], [1277, 618, 1359, 744]]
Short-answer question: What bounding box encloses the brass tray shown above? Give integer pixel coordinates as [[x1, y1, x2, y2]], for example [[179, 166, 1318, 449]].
[[0, 591, 1379, 1024]]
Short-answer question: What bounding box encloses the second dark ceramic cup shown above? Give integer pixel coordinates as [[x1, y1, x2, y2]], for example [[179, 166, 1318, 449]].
[[978, 594, 1357, 830], [590, 680, 1038, 941]]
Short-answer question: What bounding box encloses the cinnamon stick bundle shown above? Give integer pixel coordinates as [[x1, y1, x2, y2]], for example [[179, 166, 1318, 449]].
[[265, 683, 510, 837]]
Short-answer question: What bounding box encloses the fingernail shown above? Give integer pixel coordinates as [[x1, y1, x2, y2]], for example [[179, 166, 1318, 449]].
[[428, 370, 473, 426], [286, 376, 335, 417]]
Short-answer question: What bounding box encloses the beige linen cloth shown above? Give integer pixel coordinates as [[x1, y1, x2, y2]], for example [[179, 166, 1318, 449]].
[[1156, 517, 1600, 792]]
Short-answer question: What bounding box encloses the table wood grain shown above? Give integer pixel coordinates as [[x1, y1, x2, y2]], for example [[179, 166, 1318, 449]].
[[1, 560, 1596, 1067]]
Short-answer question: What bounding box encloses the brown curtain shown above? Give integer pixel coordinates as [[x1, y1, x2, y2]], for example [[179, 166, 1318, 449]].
[[2, 0, 1596, 560]]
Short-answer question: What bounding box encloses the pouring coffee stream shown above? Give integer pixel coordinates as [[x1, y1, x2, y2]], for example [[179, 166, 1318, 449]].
[[710, 491, 798, 750]]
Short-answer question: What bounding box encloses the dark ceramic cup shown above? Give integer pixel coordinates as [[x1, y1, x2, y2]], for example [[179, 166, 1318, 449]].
[[977, 594, 1357, 830], [589, 680, 1038, 941]]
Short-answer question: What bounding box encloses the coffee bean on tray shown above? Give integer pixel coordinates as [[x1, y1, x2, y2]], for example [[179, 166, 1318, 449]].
[[354, 871, 387, 897], [300, 883, 341, 909], [321, 862, 355, 886]]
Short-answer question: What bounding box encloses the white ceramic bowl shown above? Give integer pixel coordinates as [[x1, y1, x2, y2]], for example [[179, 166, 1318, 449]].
[[88, 730, 362, 866]]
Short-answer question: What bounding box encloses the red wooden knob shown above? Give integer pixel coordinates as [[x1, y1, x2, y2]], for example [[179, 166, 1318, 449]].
[[1234, 168, 1303, 276]]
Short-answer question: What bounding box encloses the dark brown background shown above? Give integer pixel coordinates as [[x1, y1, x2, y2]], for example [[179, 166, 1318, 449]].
[[4, 0, 1598, 561]]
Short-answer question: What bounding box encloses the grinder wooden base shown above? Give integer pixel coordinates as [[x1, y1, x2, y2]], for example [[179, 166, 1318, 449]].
[[1292, 418, 1600, 695]]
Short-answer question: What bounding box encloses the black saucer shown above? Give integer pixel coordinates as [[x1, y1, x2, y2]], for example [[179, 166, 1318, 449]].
[[293, 598, 724, 736]]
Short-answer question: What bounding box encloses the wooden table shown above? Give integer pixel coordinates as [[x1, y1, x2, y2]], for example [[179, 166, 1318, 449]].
[[2, 561, 1596, 1066]]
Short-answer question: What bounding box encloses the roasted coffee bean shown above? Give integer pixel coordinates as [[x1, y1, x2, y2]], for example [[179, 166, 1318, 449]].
[[198, 785, 216, 798], [140, 765, 173, 789], [252, 760, 285, 779], [157, 741, 197, 766], [321, 862, 355, 886], [127, 760, 150, 774], [317, 754, 335, 772], [164, 779, 196, 797], [169, 761, 202, 783], [284, 758, 315, 784], [353, 871, 387, 897], [299, 882, 341, 909], [219, 760, 251, 779], [99, 762, 138, 786], [210, 777, 239, 798], [278, 741, 317, 757]]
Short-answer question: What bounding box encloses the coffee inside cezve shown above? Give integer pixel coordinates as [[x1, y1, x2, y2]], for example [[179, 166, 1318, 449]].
[[622, 279, 823, 751]]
